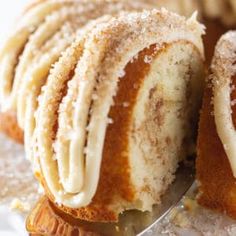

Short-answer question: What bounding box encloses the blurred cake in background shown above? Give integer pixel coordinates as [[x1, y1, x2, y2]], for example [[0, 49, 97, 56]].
[[197, 31, 236, 220]]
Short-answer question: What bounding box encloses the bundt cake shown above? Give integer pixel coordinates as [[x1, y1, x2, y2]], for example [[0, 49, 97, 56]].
[[197, 31, 236, 219], [0, 0, 205, 224], [2, 1, 236, 235]]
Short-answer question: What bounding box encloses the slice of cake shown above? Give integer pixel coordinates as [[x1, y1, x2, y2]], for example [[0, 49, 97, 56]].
[[31, 9, 205, 222]]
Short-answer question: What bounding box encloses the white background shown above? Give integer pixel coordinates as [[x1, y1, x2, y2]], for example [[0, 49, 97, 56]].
[[0, 0, 31, 42]]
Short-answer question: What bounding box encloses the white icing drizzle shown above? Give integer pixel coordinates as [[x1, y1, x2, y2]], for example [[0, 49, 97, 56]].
[[0, 0, 77, 112], [0, 0, 152, 113], [16, 7, 83, 130]]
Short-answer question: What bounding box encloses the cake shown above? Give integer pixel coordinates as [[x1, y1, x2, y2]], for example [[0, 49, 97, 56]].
[[201, 0, 236, 26], [197, 31, 236, 219], [29, 9, 204, 222], [0, 0, 205, 224], [2, 0, 236, 234], [0, 0, 152, 143], [1, 0, 235, 144], [0, 3, 213, 236]]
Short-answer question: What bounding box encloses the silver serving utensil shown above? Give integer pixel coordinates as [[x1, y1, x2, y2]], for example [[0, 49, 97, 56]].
[[63, 161, 195, 236]]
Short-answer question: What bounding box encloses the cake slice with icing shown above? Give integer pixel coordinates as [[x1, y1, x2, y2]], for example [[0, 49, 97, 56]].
[[32, 9, 205, 222]]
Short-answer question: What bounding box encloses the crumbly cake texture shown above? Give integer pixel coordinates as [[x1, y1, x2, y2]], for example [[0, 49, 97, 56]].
[[30, 9, 205, 222], [197, 31, 236, 219]]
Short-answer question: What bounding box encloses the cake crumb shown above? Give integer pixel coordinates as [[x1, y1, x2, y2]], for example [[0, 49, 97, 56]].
[[169, 208, 190, 228], [168, 197, 199, 229], [144, 55, 153, 64], [183, 197, 198, 212], [123, 102, 130, 107], [10, 198, 31, 213], [38, 184, 45, 194]]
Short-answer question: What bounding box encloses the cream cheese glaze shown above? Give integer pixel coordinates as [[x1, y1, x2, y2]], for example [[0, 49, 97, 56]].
[[0, 0, 149, 114], [16, 7, 84, 130], [4, 0, 151, 164], [212, 31, 236, 178], [32, 10, 204, 208], [0, 0, 77, 112]]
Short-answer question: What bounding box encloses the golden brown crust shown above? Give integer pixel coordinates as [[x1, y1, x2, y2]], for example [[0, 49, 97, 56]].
[[231, 76, 236, 128], [93, 44, 159, 203], [196, 77, 236, 219], [0, 112, 24, 144]]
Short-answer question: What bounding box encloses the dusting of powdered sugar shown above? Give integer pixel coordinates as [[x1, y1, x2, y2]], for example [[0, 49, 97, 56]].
[[1, 132, 236, 235], [145, 184, 236, 236], [0, 134, 39, 210]]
